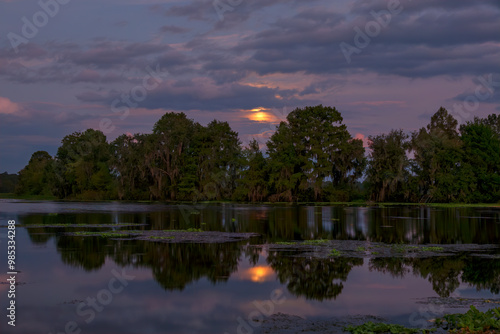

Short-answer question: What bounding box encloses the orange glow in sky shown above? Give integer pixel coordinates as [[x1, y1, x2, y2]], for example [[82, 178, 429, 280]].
[[247, 108, 274, 122]]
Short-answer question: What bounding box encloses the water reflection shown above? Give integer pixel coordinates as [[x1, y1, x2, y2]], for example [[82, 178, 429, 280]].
[[56, 236, 261, 290], [10, 203, 500, 300], [370, 255, 500, 297], [266, 252, 363, 300], [242, 266, 275, 282], [16, 204, 500, 244], [265, 251, 500, 300]]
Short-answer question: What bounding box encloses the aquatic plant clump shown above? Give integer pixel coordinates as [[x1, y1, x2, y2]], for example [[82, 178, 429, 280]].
[[66, 229, 260, 243], [329, 249, 341, 256], [163, 228, 203, 232], [71, 231, 130, 238], [422, 246, 444, 252], [435, 305, 500, 333], [275, 241, 297, 245], [303, 239, 329, 245], [343, 321, 427, 333], [148, 236, 175, 240]]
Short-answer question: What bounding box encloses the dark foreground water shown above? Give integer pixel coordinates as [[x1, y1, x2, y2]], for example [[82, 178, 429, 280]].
[[0, 200, 499, 333]]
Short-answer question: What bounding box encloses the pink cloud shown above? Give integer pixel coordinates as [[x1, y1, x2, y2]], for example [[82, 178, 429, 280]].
[[0, 96, 20, 114], [354, 133, 369, 148]]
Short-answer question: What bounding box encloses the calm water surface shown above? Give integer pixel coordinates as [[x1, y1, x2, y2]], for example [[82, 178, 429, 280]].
[[0, 200, 499, 333]]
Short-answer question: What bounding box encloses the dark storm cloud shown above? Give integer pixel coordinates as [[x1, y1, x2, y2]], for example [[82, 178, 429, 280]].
[[299, 78, 345, 96], [0, 40, 189, 84], [162, 0, 321, 25], [2, 1, 497, 90], [75, 79, 310, 112], [223, 3, 500, 78], [451, 73, 500, 105], [1, 0, 499, 174], [350, 0, 500, 14], [64, 41, 172, 68]]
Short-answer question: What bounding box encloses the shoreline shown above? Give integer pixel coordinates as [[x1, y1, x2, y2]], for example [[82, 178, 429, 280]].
[[1, 194, 499, 208]]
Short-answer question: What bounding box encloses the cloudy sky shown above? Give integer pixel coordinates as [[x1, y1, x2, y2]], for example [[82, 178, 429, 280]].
[[1, 0, 499, 173]]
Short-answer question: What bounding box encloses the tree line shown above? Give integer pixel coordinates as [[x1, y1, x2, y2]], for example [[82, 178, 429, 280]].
[[14, 105, 500, 203]]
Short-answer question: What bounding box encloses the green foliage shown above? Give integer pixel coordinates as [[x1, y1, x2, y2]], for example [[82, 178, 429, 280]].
[[149, 236, 175, 240], [163, 228, 202, 232], [72, 231, 128, 238], [14, 108, 500, 204], [0, 172, 18, 193], [344, 321, 424, 333], [55, 129, 113, 199], [303, 239, 329, 245], [421, 246, 443, 252], [392, 244, 419, 253], [266, 105, 365, 202], [458, 119, 500, 203], [435, 306, 500, 333], [411, 107, 463, 202], [16, 151, 57, 196], [329, 249, 341, 256], [234, 139, 269, 202], [367, 129, 411, 202]]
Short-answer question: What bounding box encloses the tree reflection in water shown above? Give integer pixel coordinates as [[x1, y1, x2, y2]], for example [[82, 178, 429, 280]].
[[55, 236, 261, 290], [370, 255, 500, 297], [19, 209, 500, 300], [266, 251, 363, 300]]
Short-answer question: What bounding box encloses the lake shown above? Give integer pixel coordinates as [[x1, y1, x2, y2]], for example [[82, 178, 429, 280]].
[[0, 200, 499, 333]]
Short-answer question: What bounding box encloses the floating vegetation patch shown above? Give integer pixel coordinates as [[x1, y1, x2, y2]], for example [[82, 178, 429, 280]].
[[435, 305, 500, 333], [163, 228, 202, 232], [392, 244, 420, 253], [259, 308, 500, 334], [262, 240, 499, 259], [344, 321, 427, 333], [136, 231, 260, 243], [71, 231, 130, 238], [258, 312, 434, 334], [422, 246, 444, 252], [303, 239, 329, 245], [66, 229, 259, 244], [416, 297, 500, 309], [148, 236, 175, 240], [275, 241, 297, 245], [329, 249, 341, 257]]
